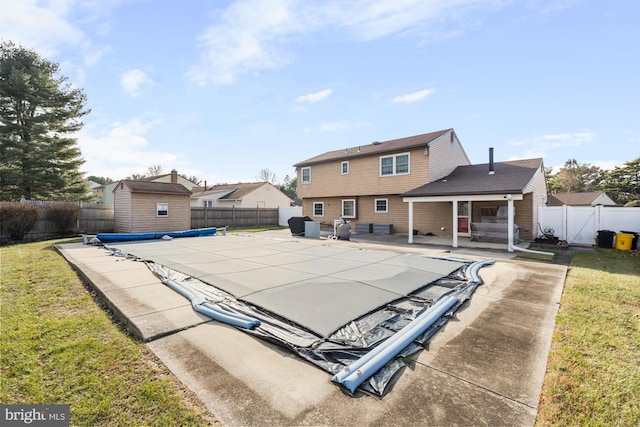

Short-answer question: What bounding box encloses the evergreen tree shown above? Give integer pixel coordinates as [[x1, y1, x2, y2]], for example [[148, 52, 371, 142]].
[[547, 159, 605, 194], [600, 157, 640, 205], [0, 41, 90, 201], [278, 174, 297, 200]]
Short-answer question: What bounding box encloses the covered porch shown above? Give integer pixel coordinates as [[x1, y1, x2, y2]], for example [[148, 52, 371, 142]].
[[403, 193, 522, 252]]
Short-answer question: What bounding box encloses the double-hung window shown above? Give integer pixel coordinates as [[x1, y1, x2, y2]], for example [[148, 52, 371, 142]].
[[301, 167, 311, 184], [157, 202, 169, 217], [342, 199, 356, 218], [341, 161, 349, 175], [375, 198, 388, 213], [313, 202, 324, 217], [380, 153, 410, 176]]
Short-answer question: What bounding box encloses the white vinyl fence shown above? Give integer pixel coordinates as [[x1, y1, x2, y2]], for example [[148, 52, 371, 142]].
[[538, 205, 640, 245], [278, 206, 303, 226]]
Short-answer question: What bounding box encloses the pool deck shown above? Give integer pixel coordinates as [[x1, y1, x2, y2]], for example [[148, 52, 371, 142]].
[[56, 229, 567, 426]]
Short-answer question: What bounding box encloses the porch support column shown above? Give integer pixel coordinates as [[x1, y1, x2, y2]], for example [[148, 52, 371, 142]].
[[452, 200, 458, 248], [408, 200, 414, 244], [507, 195, 514, 252]]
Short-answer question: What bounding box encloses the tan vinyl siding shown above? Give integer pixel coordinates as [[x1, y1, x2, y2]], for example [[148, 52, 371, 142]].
[[410, 202, 454, 235], [523, 167, 548, 239], [303, 196, 455, 234], [113, 183, 191, 233], [113, 185, 133, 232], [428, 131, 471, 181], [130, 193, 191, 232], [297, 147, 430, 199]]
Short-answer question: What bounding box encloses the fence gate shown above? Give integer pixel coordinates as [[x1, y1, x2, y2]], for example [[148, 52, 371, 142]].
[[538, 205, 640, 246]]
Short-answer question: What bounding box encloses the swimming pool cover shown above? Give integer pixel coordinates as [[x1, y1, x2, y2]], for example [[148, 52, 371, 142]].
[[107, 234, 491, 396]]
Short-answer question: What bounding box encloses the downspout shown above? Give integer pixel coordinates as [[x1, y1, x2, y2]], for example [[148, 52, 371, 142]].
[[452, 199, 459, 248], [408, 201, 414, 244], [507, 194, 514, 252], [506, 194, 553, 256]]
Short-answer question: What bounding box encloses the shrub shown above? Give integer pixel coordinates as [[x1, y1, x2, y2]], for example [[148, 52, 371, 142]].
[[46, 203, 80, 235], [624, 200, 640, 207], [0, 202, 44, 241]]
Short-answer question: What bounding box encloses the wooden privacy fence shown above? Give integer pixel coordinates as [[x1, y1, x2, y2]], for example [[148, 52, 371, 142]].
[[191, 206, 280, 229], [1, 202, 282, 242], [0, 201, 114, 241]]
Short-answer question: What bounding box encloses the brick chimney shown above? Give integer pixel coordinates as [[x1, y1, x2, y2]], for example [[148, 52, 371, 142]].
[[171, 169, 178, 183]]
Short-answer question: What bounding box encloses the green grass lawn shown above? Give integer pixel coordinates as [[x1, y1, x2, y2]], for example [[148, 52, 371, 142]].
[[536, 248, 640, 426], [2, 238, 639, 425], [0, 239, 218, 426]]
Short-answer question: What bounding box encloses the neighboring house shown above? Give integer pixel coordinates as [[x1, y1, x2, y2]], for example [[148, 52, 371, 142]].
[[547, 191, 617, 206], [294, 129, 548, 247], [293, 129, 471, 232], [87, 180, 103, 201], [402, 157, 547, 242], [99, 170, 200, 205], [190, 182, 292, 208], [144, 170, 203, 192], [113, 180, 192, 233]]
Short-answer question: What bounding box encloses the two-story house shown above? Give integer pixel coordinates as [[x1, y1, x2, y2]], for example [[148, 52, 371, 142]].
[[293, 129, 470, 233], [294, 129, 547, 248]]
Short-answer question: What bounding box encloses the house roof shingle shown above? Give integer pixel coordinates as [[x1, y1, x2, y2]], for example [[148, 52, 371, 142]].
[[547, 192, 612, 206], [193, 182, 269, 200], [402, 158, 543, 197], [118, 181, 192, 195], [293, 129, 452, 167]]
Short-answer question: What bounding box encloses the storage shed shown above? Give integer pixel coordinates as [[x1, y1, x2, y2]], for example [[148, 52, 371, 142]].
[[113, 180, 192, 233]]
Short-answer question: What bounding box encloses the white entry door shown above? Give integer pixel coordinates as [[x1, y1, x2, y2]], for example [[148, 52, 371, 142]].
[[457, 201, 471, 237]]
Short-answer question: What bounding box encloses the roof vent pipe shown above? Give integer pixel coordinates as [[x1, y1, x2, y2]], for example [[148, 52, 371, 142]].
[[488, 148, 495, 175]]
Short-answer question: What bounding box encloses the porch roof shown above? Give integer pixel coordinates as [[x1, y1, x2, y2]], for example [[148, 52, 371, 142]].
[[403, 158, 542, 198]]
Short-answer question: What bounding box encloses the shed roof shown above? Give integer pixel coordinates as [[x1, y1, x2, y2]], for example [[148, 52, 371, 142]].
[[116, 181, 192, 195], [293, 129, 452, 167], [403, 158, 543, 197]]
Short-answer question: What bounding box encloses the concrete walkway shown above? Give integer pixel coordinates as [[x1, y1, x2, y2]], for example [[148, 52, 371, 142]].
[[56, 230, 567, 426]]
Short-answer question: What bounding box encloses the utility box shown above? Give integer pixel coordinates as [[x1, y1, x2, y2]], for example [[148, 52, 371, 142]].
[[356, 223, 373, 233], [304, 221, 321, 239], [373, 223, 393, 234]]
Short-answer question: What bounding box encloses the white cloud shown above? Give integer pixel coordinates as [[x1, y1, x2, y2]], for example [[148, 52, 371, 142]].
[[392, 88, 435, 104], [187, 0, 301, 85], [0, 0, 84, 57], [509, 131, 596, 150], [120, 69, 154, 97], [303, 120, 370, 133], [507, 130, 598, 170], [188, 0, 512, 85], [296, 89, 333, 103], [77, 119, 185, 179]]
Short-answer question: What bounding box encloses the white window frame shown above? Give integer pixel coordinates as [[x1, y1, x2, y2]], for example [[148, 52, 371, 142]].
[[342, 199, 356, 218], [313, 202, 324, 217], [156, 202, 169, 217], [379, 152, 410, 176], [341, 161, 349, 175], [375, 198, 388, 213], [301, 167, 311, 184]]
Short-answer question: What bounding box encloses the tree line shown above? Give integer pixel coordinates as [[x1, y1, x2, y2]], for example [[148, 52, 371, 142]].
[[546, 158, 639, 206]]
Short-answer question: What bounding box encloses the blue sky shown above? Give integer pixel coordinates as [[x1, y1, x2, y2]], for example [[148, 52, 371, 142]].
[[2, 0, 638, 184]]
